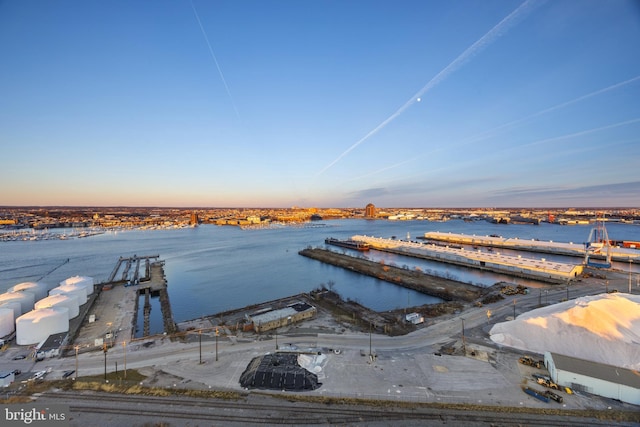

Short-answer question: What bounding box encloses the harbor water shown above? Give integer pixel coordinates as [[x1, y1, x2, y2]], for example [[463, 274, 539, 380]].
[[2, 219, 639, 335]]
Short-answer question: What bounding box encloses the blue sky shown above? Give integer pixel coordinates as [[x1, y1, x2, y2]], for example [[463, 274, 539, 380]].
[[1, 0, 639, 208]]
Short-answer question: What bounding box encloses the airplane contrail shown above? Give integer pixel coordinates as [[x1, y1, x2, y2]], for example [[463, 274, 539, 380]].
[[516, 117, 640, 150], [190, 0, 241, 120], [316, 0, 542, 176], [349, 73, 640, 183], [464, 74, 640, 144]]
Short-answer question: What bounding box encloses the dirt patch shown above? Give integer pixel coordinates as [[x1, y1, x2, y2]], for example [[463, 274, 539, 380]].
[[309, 288, 415, 335]]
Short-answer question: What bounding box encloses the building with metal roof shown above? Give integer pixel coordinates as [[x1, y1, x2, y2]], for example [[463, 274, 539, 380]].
[[545, 352, 640, 406], [250, 302, 316, 333], [352, 235, 583, 282]]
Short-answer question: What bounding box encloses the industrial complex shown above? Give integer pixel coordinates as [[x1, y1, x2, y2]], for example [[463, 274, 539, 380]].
[[351, 234, 584, 282], [0, 218, 639, 424]]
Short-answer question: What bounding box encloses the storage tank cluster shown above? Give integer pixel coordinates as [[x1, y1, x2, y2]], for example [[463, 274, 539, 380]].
[[0, 276, 94, 346]]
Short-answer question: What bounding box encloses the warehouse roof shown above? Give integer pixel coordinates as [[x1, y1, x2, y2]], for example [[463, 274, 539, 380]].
[[549, 352, 640, 389]]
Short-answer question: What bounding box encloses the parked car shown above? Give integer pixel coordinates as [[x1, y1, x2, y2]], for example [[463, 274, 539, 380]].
[[12, 355, 26, 360], [62, 370, 75, 378]]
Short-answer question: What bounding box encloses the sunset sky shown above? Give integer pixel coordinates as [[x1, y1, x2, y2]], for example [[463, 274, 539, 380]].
[[1, 0, 639, 208]]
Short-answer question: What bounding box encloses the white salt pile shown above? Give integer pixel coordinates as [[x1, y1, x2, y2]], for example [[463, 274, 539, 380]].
[[489, 293, 640, 370]]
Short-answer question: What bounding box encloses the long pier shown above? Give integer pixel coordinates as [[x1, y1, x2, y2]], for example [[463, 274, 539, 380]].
[[107, 254, 160, 283], [299, 247, 481, 301], [421, 232, 640, 263], [351, 235, 583, 283], [132, 260, 177, 337]]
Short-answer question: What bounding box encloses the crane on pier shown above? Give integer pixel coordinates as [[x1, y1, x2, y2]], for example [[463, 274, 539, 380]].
[[584, 218, 612, 268]]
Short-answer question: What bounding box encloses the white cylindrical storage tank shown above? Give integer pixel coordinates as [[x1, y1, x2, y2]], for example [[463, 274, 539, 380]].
[[35, 294, 79, 319], [0, 291, 35, 315], [0, 301, 22, 319], [16, 308, 69, 345], [0, 307, 15, 337], [8, 282, 48, 302], [49, 284, 87, 305], [60, 276, 94, 296]]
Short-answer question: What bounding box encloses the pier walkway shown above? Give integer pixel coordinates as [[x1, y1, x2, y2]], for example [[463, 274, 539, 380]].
[[351, 235, 583, 283]]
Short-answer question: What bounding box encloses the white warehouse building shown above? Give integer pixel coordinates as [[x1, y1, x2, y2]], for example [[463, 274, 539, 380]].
[[545, 352, 640, 406]]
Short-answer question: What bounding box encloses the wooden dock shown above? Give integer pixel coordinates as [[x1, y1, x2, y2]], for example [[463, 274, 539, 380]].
[[107, 254, 160, 284]]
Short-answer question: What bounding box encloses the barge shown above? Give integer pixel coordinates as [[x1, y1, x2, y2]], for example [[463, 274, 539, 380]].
[[325, 237, 370, 251]]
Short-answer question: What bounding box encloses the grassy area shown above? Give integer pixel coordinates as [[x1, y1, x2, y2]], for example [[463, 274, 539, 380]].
[[0, 369, 246, 403]]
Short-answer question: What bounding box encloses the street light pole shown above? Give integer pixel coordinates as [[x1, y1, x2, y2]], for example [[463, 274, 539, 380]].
[[198, 330, 202, 364], [215, 327, 219, 362]]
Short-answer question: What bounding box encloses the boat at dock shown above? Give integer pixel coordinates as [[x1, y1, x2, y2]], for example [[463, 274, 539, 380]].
[[325, 237, 370, 251]]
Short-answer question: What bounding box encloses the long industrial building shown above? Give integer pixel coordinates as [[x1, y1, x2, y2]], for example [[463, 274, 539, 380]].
[[249, 302, 316, 333], [351, 235, 583, 282], [545, 352, 640, 406], [422, 231, 640, 262]]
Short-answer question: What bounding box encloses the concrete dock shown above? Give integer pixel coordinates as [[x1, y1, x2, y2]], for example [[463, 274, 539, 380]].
[[72, 256, 176, 354], [351, 235, 583, 283]]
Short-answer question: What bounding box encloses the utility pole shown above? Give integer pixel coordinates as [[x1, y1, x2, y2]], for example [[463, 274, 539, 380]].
[[198, 330, 202, 364], [630, 258, 633, 294], [513, 299, 516, 319], [74, 346, 79, 380], [122, 341, 127, 379], [103, 343, 108, 381], [215, 327, 219, 362], [461, 318, 466, 355], [369, 321, 372, 359], [538, 290, 542, 306]]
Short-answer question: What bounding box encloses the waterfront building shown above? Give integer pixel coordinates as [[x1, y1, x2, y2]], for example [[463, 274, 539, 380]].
[[250, 302, 316, 333], [365, 203, 376, 218]]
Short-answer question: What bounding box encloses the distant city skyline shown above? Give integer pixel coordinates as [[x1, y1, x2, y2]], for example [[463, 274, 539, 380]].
[[1, 1, 639, 208]]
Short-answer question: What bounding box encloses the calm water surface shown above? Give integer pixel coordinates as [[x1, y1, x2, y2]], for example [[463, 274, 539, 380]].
[[2, 219, 639, 334]]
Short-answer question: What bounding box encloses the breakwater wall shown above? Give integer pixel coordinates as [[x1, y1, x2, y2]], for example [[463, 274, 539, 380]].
[[299, 248, 482, 302]]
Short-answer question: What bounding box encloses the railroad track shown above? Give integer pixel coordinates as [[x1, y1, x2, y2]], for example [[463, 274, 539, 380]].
[[37, 390, 627, 426]]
